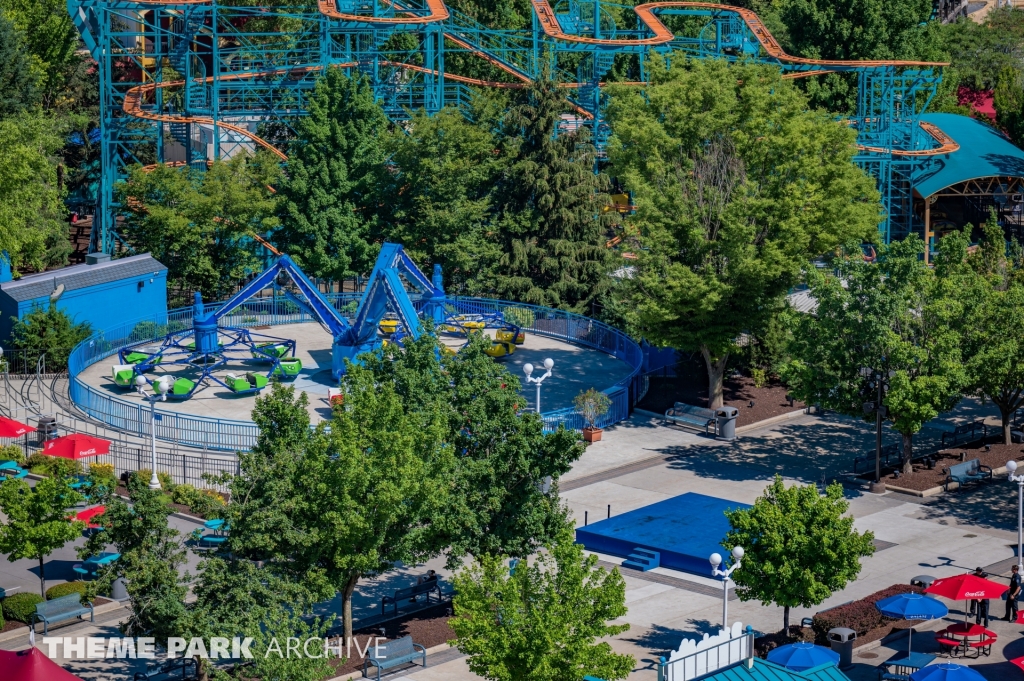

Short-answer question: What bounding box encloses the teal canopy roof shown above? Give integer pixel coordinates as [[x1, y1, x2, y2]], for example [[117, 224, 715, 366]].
[[697, 656, 849, 681], [913, 113, 1024, 198]]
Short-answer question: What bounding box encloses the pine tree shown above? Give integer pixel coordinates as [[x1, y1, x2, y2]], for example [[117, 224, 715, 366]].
[[487, 78, 611, 312], [276, 71, 390, 279], [0, 12, 38, 116]]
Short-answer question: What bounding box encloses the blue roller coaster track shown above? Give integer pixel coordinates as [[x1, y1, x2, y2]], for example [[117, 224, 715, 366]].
[[66, 0, 957, 254]]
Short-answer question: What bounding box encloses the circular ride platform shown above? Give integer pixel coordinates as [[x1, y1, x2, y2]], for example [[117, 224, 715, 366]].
[[78, 321, 636, 425]]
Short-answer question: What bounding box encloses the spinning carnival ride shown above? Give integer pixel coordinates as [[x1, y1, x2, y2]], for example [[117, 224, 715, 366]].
[[115, 243, 522, 398], [72, 0, 960, 254]]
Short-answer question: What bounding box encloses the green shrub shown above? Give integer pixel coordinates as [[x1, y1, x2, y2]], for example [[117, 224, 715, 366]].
[[751, 368, 768, 389], [26, 453, 81, 478], [171, 484, 225, 517], [2, 592, 43, 623], [133, 469, 175, 491], [11, 305, 92, 370], [131, 320, 167, 341], [0, 444, 24, 465], [504, 306, 535, 328], [88, 462, 116, 482], [573, 388, 612, 429], [45, 582, 88, 603]]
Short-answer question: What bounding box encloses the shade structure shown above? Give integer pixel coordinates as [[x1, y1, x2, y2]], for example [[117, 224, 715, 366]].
[[766, 642, 840, 671], [910, 663, 986, 681], [43, 434, 110, 459], [0, 647, 85, 681], [0, 416, 35, 438], [876, 593, 949, 620], [876, 593, 948, 655], [924, 574, 1006, 601]]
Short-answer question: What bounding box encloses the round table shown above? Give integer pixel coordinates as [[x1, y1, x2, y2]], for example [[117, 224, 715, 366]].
[[941, 623, 996, 658]]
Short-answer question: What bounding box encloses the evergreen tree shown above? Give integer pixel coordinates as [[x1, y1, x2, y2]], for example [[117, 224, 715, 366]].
[[486, 78, 611, 312], [995, 66, 1024, 148], [0, 12, 37, 116], [11, 304, 91, 369], [276, 71, 390, 279]]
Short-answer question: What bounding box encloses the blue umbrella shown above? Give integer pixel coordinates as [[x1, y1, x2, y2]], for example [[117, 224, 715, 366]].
[[767, 642, 840, 671], [876, 593, 949, 654], [910, 663, 986, 681]]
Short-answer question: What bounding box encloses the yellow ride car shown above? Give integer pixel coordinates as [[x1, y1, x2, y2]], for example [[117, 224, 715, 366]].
[[484, 341, 516, 358], [495, 328, 526, 345]]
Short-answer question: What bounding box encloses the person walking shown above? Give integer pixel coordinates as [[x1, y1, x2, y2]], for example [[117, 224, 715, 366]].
[[1006, 565, 1021, 622]]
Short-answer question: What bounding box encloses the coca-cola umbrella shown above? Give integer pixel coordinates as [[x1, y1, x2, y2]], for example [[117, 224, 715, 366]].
[[43, 434, 110, 459], [0, 415, 35, 459], [0, 647, 85, 681], [924, 573, 1007, 622]]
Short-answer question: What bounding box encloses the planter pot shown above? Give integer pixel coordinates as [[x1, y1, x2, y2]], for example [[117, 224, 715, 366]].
[[582, 427, 603, 443]]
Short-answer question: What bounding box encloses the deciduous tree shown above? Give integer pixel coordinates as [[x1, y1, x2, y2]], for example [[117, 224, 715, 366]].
[[0, 476, 83, 596], [450, 530, 634, 681], [608, 58, 879, 408], [724, 476, 875, 632], [11, 304, 91, 369], [0, 13, 38, 116]]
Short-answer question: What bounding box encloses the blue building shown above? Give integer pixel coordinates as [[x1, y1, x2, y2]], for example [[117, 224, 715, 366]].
[[0, 253, 168, 342]]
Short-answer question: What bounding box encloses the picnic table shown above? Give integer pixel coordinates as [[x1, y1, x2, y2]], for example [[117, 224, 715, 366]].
[[879, 650, 936, 680], [203, 518, 229, 533], [74, 505, 106, 529], [937, 623, 996, 658], [83, 552, 120, 571]]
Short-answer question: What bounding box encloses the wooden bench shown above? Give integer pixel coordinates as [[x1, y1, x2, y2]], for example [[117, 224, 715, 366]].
[[945, 458, 992, 492], [363, 635, 426, 681], [853, 443, 900, 474], [380, 578, 443, 616], [134, 658, 199, 680], [663, 402, 718, 436], [31, 594, 94, 634], [941, 421, 986, 447]]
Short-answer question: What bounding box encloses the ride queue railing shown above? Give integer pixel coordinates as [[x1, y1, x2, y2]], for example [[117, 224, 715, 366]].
[[68, 296, 646, 452]]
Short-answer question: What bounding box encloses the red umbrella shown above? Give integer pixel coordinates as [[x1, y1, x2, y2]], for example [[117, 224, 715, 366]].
[[43, 434, 110, 459], [0, 647, 85, 681], [0, 416, 35, 438], [72, 505, 106, 528], [924, 574, 1006, 600]]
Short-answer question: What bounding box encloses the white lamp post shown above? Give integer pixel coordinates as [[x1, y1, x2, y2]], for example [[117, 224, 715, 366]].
[[523, 358, 554, 414], [1008, 460, 1024, 570], [710, 545, 745, 629], [136, 375, 170, 490]]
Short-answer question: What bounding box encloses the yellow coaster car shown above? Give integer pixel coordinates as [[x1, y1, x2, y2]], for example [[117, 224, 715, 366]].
[[495, 329, 526, 345], [485, 341, 516, 358], [379, 319, 401, 334]]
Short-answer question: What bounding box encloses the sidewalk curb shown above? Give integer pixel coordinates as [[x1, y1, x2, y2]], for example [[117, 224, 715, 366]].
[[632, 407, 813, 436]]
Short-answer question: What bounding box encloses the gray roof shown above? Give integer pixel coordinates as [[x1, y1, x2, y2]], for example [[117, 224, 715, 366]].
[[0, 254, 167, 303]]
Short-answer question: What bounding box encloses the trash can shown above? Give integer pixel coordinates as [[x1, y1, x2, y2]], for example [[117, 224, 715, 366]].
[[112, 577, 128, 601], [828, 627, 856, 669], [717, 406, 739, 441], [36, 416, 58, 445]]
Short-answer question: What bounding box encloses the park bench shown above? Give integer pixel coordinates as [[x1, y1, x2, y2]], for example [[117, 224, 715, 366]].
[[941, 421, 987, 447], [663, 402, 718, 436], [944, 458, 992, 492], [853, 443, 900, 474], [380, 577, 443, 616], [134, 657, 199, 681], [31, 593, 94, 634], [363, 635, 426, 680]]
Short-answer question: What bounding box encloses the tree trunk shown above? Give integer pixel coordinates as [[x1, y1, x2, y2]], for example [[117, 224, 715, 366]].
[[702, 348, 729, 409], [783, 606, 790, 633], [38, 555, 46, 597], [1002, 406, 1013, 446], [901, 432, 914, 475], [342, 573, 359, 644], [196, 657, 209, 681]]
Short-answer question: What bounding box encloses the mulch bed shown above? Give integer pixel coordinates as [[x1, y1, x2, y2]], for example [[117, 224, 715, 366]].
[[639, 373, 805, 428], [1, 620, 27, 633], [858, 439, 1024, 492], [324, 602, 455, 678]]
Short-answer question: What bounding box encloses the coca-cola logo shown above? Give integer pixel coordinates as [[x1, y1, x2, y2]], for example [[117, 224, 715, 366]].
[[14, 428, 25, 435], [80, 448, 96, 455], [964, 591, 986, 597]]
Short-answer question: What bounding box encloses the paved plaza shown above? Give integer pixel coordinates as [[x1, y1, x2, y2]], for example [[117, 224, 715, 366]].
[[5, 397, 1024, 681], [76, 322, 634, 424]]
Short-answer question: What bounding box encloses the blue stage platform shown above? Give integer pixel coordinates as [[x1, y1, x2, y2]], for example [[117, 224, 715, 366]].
[[575, 493, 750, 575]]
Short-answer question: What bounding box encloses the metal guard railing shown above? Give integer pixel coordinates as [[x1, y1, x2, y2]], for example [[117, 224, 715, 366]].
[[68, 295, 646, 452]]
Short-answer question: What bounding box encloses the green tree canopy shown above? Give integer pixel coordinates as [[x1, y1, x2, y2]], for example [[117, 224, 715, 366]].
[[784, 237, 966, 472], [484, 78, 612, 312], [275, 70, 389, 279], [451, 530, 634, 681], [724, 476, 875, 631], [608, 58, 880, 408], [116, 152, 282, 303], [0, 112, 71, 270], [0, 0, 77, 106], [0, 476, 83, 596], [11, 304, 91, 369], [0, 12, 38, 116]]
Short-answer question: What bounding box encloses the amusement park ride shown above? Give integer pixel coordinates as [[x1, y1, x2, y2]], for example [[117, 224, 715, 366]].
[[114, 242, 524, 398], [70, 0, 959, 254]]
